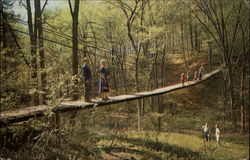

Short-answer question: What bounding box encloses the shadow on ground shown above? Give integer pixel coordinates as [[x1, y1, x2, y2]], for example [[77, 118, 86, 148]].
[[99, 135, 215, 160]]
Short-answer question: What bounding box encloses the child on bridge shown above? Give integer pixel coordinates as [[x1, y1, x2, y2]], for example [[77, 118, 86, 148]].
[[99, 59, 110, 101], [194, 71, 198, 81]]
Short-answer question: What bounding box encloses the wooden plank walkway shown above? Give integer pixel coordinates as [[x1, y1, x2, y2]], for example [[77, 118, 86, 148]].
[[0, 68, 222, 126]]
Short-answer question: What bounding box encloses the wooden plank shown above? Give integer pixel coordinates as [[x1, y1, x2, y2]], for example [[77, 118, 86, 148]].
[[0, 68, 222, 126]]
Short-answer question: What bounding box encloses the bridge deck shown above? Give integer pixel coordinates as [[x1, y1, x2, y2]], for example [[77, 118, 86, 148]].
[[0, 68, 222, 125]]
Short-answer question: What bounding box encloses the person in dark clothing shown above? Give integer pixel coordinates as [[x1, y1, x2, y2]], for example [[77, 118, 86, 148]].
[[202, 123, 211, 142], [82, 57, 92, 102], [99, 59, 109, 101]]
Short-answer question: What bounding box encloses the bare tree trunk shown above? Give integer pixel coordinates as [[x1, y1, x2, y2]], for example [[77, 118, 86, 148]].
[[119, 43, 128, 94], [111, 47, 118, 93], [90, 23, 97, 98], [208, 46, 212, 69], [199, 30, 202, 52], [26, 0, 39, 105], [247, 0, 250, 134], [35, 0, 47, 104], [239, 22, 248, 134], [181, 22, 185, 53], [194, 22, 198, 52], [115, 0, 146, 131], [26, 0, 35, 69], [181, 23, 189, 69], [221, 74, 228, 124], [240, 57, 246, 134], [69, 0, 80, 100], [121, 59, 128, 94], [189, 13, 194, 52], [227, 67, 236, 130], [128, 24, 142, 131], [135, 57, 141, 131], [172, 32, 175, 54], [68, 0, 80, 126], [159, 42, 167, 130], [0, 1, 5, 48]]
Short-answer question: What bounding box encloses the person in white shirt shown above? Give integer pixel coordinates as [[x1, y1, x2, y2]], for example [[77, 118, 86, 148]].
[[202, 123, 210, 141], [215, 124, 220, 146]]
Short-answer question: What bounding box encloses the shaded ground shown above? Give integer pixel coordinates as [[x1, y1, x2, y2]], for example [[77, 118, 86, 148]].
[[97, 131, 248, 160]]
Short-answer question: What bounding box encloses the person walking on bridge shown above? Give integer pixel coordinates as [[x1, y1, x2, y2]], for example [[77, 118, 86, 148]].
[[198, 65, 204, 80], [99, 59, 110, 101], [82, 57, 92, 102], [194, 71, 198, 81]]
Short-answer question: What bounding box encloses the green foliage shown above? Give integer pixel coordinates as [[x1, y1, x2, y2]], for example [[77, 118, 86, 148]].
[[0, 49, 30, 111]]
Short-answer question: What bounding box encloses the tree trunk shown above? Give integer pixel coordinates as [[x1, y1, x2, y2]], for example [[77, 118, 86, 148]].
[[26, 0, 39, 105], [153, 41, 162, 132], [208, 46, 212, 69], [194, 22, 198, 52], [0, 2, 5, 48], [70, 0, 80, 100], [135, 57, 141, 131], [227, 66, 236, 130], [121, 61, 128, 94], [68, 0, 80, 126], [111, 47, 118, 93], [240, 21, 247, 134], [181, 22, 185, 53], [172, 32, 175, 54], [127, 22, 142, 131], [27, 0, 37, 79], [221, 74, 227, 124], [121, 44, 128, 94], [189, 14, 194, 52], [240, 57, 246, 134], [198, 30, 202, 52], [35, 0, 47, 104]]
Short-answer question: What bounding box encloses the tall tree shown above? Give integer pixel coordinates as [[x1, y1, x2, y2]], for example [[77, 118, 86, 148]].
[[68, 0, 80, 100], [26, 0, 39, 105], [0, 0, 5, 48], [34, 0, 48, 104], [25, 0, 48, 105], [239, 15, 248, 134], [112, 0, 147, 131], [189, 0, 248, 130]]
